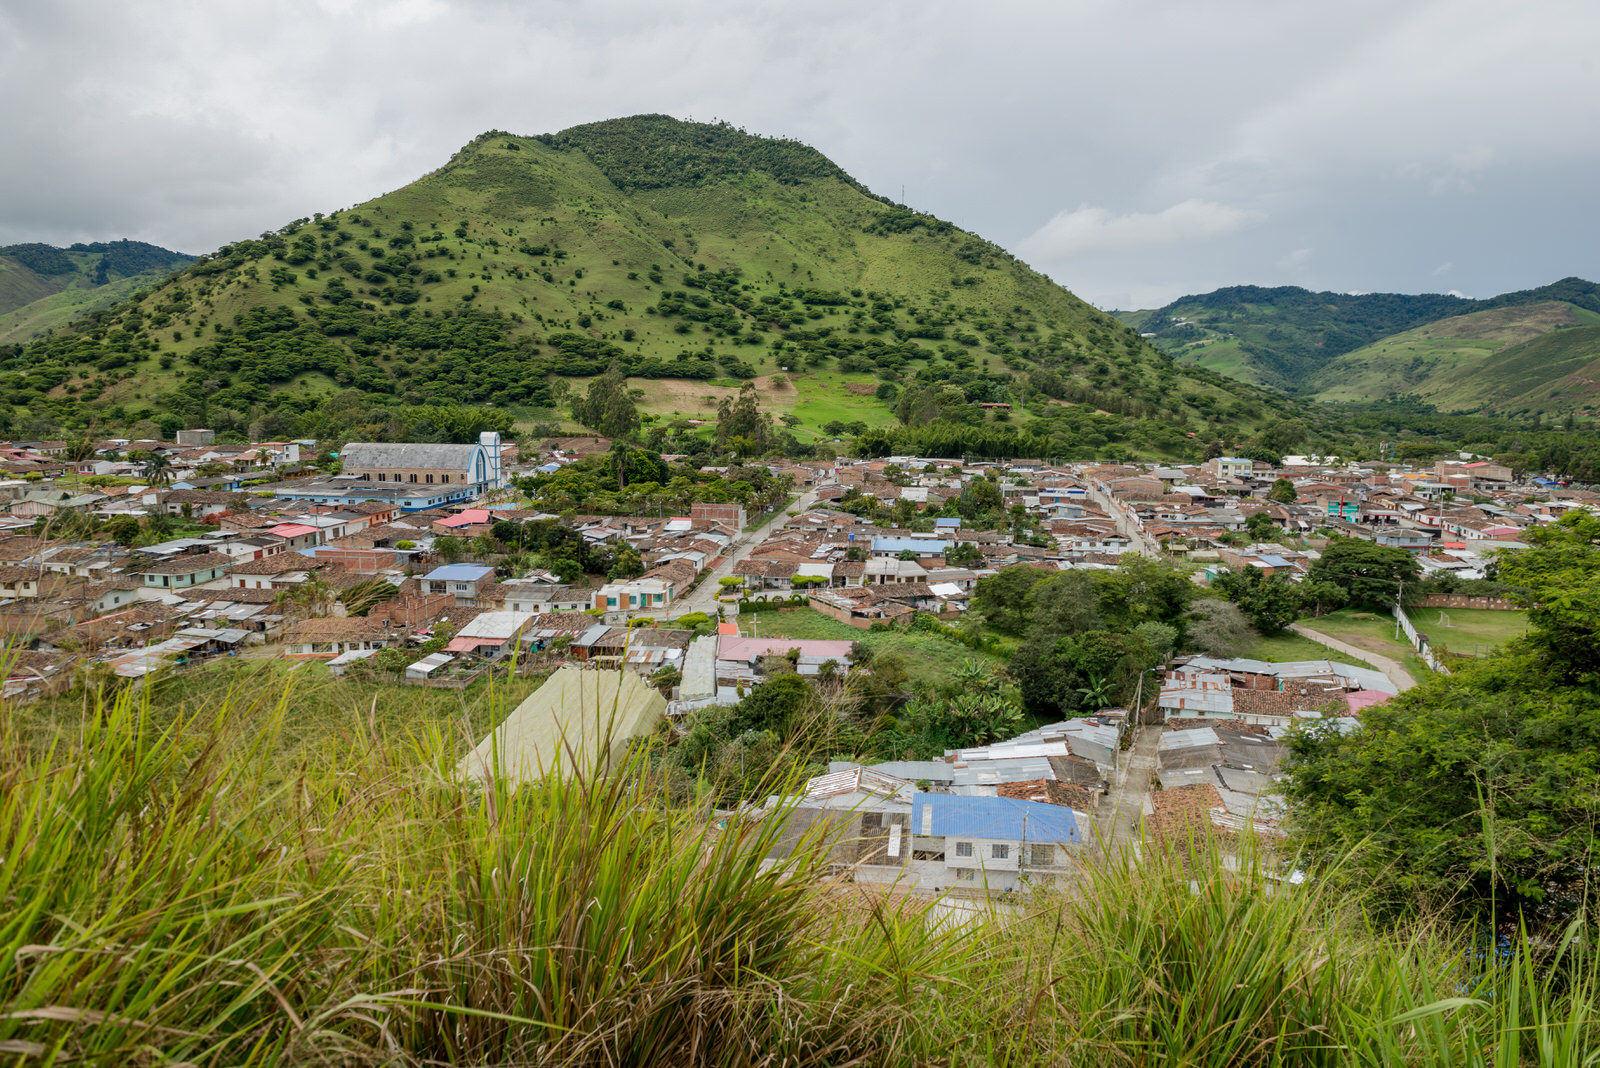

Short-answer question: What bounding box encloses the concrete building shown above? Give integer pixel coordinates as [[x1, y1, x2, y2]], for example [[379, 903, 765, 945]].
[[340, 433, 505, 491]]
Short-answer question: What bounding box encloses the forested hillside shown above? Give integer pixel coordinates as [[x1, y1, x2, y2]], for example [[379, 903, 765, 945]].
[[0, 116, 1293, 459], [1118, 278, 1600, 416], [0, 240, 193, 343]]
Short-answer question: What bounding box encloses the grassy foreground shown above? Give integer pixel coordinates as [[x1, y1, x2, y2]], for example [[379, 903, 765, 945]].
[[4, 676, 1600, 1065]]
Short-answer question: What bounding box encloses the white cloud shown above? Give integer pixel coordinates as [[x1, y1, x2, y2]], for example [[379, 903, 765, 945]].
[[0, 0, 1596, 307], [1018, 200, 1261, 261]]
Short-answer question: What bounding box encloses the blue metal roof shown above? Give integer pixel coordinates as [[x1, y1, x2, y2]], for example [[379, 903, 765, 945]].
[[911, 793, 1081, 843], [934, 518, 962, 528], [423, 563, 496, 581], [871, 537, 951, 553], [1256, 554, 1291, 568]]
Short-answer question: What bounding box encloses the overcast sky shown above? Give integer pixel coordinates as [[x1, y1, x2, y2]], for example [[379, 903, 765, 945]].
[[2, 0, 1595, 309]]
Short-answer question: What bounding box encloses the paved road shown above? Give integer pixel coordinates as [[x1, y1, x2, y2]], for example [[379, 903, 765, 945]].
[[668, 477, 831, 617], [1084, 480, 1161, 556], [1289, 622, 1418, 691], [1095, 725, 1158, 853]]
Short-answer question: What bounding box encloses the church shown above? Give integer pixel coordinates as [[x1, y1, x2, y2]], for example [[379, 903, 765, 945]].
[[340, 432, 506, 493]]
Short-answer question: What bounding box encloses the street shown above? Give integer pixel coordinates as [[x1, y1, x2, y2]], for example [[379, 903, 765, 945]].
[[667, 474, 833, 617]]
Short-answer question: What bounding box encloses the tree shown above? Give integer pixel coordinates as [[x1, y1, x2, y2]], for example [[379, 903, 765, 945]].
[[141, 452, 175, 488], [1493, 509, 1600, 683], [1266, 478, 1298, 504], [1305, 537, 1420, 609], [971, 564, 1053, 635], [944, 541, 983, 568], [1210, 566, 1300, 633], [1093, 555, 1193, 633], [1295, 579, 1349, 618], [1184, 599, 1256, 657], [1024, 570, 1102, 638], [578, 361, 640, 438], [104, 515, 141, 548], [716, 381, 773, 455], [1244, 512, 1279, 543], [732, 673, 811, 734], [608, 546, 644, 580], [434, 535, 465, 563]]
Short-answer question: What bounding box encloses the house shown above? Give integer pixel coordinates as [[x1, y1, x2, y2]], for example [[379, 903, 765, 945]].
[[1203, 457, 1255, 480], [227, 553, 323, 590], [808, 588, 915, 628], [592, 560, 696, 615], [137, 551, 232, 590], [0, 565, 45, 599], [443, 611, 538, 660], [914, 793, 1082, 890], [500, 584, 591, 614], [419, 563, 497, 604], [281, 617, 400, 660], [263, 523, 323, 550], [690, 501, 747, 528], [714, 636, 854, 683], [767, 789, 1084, 894], [870, 536, 950, 560]]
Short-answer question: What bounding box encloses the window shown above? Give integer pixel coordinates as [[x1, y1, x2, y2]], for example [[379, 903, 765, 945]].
[[426, 474, 434, 484], [991, 844, 1010, 860], [376, 473, 385, 481], [409, 474, 418, 483], [954, 841, 973, 858], [441, 474, 451, 484], [1030, 844, 1054, 866]]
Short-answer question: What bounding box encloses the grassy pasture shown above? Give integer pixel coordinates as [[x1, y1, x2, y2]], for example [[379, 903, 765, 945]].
[[735, 606, 1004, 688]]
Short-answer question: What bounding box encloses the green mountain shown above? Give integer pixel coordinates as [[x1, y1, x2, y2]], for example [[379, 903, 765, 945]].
[[1117, 278, 1600, 414], [0, 240, 194, 344], [1, 116, 1283, 457]]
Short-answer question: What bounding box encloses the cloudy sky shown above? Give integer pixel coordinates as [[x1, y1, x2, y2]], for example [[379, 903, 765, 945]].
[[1, 0, 1595, 309]]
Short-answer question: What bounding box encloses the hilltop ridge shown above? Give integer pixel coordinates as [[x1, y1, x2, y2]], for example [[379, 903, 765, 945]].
[[1117, 278, 1600, 415], [1, 116, 1285, 457], [0, 239, 193, 343]]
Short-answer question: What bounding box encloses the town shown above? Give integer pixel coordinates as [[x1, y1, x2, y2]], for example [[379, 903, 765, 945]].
[[1, 427, 1570, 891]]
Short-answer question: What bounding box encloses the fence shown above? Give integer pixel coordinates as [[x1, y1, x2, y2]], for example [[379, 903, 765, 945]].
[[1393, 604, 1451, 675]]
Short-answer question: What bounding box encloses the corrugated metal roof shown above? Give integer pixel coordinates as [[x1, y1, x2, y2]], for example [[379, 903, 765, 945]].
[[911, 793, 1080, 844]]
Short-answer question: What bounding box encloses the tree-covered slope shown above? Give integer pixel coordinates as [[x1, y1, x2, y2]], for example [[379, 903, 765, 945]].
[[0, 116, 1283, 456], [0, 240, 193, 344], [1305, 301, 1600, 413], [1118, 278, 1600, 414]]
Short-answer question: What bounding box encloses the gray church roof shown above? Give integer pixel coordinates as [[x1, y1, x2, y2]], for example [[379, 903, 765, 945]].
[[341, 442, 480, 471]]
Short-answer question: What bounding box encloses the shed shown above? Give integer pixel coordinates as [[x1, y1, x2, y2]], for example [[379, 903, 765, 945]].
[[406, 652, 455, 680]]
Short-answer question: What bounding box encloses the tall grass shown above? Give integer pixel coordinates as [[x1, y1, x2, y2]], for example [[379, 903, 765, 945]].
[[4, 672, 1600, 1065]]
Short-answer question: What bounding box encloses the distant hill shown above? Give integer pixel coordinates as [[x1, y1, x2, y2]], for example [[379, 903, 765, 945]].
[[2, 116, 1282, 458], [0, 240, 194, 343], [1116, 278, 1600, 414]]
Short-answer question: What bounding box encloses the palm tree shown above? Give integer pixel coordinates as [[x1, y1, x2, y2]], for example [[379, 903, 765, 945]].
[[276, 577, 337, 621], [142, 452, 175, 488]]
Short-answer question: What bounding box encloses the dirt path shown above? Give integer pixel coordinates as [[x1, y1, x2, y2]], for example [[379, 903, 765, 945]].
[[1289, 622, 1418, 691]]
